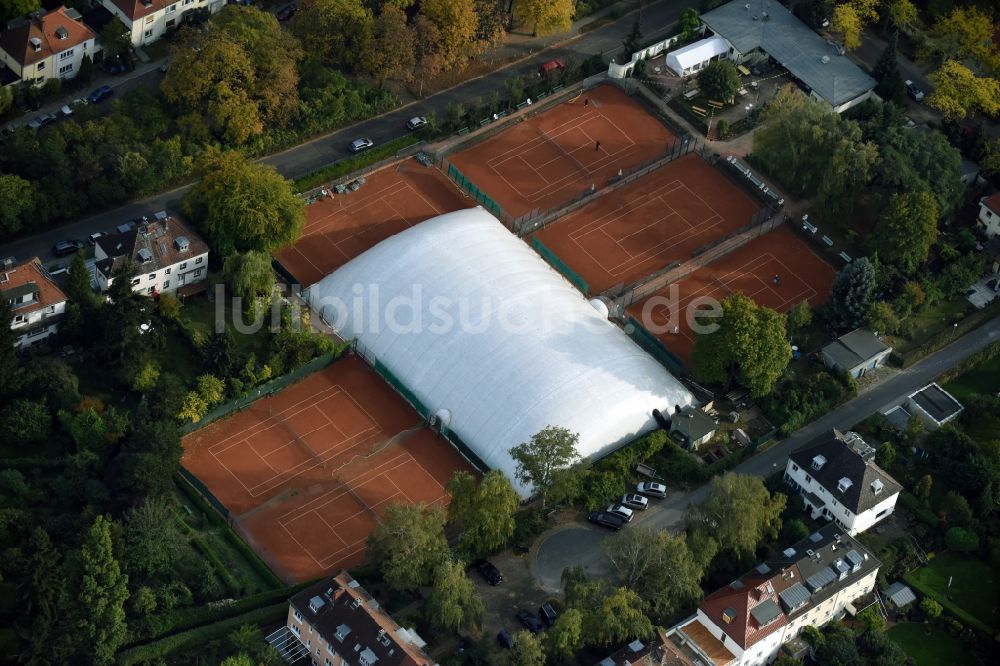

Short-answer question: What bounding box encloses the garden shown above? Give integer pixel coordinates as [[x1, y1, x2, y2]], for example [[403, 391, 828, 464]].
[[904, 553, 1000, 634], [887, 622, 974, 666]]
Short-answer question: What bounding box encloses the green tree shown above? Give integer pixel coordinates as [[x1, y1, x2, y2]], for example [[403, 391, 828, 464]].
[[223, 250, 276, 313], [688, 473, 785, 558], [588, 587, 654, 646], [183, 150, 305, 256], [692, 292, 790, 398], [0, 399, 51, 445], [427, 557, 484, 632], [920, 597, 943, 619], [509, 425, 580, 507], [865, 301, 900, 335], [100, 261, 155, 365], [73, 515, 129, 665], [874, 128, 963, 220], [872, 31, 906, 104], [927, 60, 1000, 121], [622, 16, 642, 60], [368, 502, 449, 591], [928, 5, 994, 63], [369, 4, 416, 85], [698, 60, 740, 102], [945, 526, 979, 552], [290, 0, 374, 71], [515, 0, 574, 38], [0, 85, 12, 115], [0, 297, 16, 397], [0, 0, 39, 26], [887, 0, 917, 31], [0, 173, 34, 234], [678, 7, 701, 41], [421, 0, 478, 69], [829, 257, 876, 329], [831, 0, 879, 51], [111, 416, 183, 501], [786, 300, 813, 333], [939, 490, 974, 528], [124, 497, 185, 578], [896, 280, 926, 316], [99, 17, 131, 60], [545, 607, 584, 660], [196, 373, 226, 407], [602, 527, 703, 622], [447, 469, 519, 554], [875, 441, 896, 469], [509, 630, 546, 665], [20, 528, 75, 663]]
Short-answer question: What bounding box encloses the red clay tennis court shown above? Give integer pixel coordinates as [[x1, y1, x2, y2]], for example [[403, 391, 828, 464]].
[[627, 226, 837, 367], [181, 355, 474, 583], [447, 84, 677, 218], [532, 153, 761, 294], [274, 161, 468, 286]]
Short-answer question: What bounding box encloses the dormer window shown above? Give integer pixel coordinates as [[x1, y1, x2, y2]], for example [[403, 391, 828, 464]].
[[837, 477, 853, 493], [334, 623, 351, 642], [29, 37, 41, 52], [811, 455, 826, 471], [871, 479, 884, 495], [56, 27, 68, 40], [137, 248, 153, 263], [722, 607, 737, 624], [175, 236, 190, 252]]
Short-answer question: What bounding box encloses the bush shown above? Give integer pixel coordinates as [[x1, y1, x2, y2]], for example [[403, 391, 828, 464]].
[[899, 492, 940, 528], [512, 506, 546, 545]]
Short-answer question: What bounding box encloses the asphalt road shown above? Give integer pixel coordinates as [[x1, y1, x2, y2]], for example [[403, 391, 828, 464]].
[[531, 315, 1000, 591], [0, 0, 688, 268]]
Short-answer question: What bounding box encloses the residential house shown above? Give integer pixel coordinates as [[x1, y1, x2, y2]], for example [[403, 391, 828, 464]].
[[0, 7, 97, 85], [672, 523, 880, 666], [100, 0, 223, 47], [669, 405, 718, 450], [597, 629, 696, 666], [274, 570, 433, 666], [977, 193, 1000, 238], [821, 328, 892, 378], [784, 430, 901, 536], [1, 257, 68, 348], [884, 383, 964, 432], [93, 212, 209, 296]]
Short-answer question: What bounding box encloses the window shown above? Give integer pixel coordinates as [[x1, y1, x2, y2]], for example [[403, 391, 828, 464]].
[[196, 256, 203, 264], [163, 280, 170, 289], [791, 463, 798, 471], [168, 3, 177, 11], [180, 262, 187, 269], [193, 269, 203, 277], [37, 61, 45, 70], [59, 63, 73, 74], [148, 273, 156, 280], [165, 267, 171, 274], [60, 48, 74, 60], [144, 29, 153, 38], [147, 287, 154, 294], [145, 16, 154, 24], [293, 609, 302, 621], [131, 278, 141, 286], [290, 624, 300, 636], [47, 305, 55, 313], [13, 314, 25, 324], [166, 18, 175, 27], [184, 0, 195, 4]]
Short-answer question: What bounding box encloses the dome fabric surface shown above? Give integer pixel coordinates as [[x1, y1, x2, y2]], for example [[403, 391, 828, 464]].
[[307, 207, 694, 496]]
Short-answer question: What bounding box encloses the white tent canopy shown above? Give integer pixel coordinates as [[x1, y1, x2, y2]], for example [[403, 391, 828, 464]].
[[665, 36, 729, 75], [307, 208, 694, 497]]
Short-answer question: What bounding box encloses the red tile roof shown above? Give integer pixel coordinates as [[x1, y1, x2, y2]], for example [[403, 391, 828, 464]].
[[982, 193, 1000, 215], [0, 7, 96, 67], [700, 572, 789, 650], [0, 257, 68, 317], [109, 0, 173, 22]]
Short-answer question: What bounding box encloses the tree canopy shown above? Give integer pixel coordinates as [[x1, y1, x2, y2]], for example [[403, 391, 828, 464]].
[[446, 469, 519, 555], [692, 292, 790, 398], [182, 150, 305, 256], [870, 191, 939, 276], [515, 0, 574, 38], [509, 425, 580, 506], [688, 473, 786, 558], [290, 0, 374, 72], [927, 60, 1000, 121], [368, 502, 449, 591], [874, 126, 963, 219], [427, 557, 484, 632], [698, 60, 741, 103], [829, 258, 877, 330], [73, 515, 129, 665]]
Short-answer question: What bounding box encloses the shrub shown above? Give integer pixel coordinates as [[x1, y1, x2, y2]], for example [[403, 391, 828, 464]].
[[899, 492, 940, 528]]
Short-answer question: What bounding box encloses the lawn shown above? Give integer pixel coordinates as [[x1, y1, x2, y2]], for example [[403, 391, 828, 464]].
[[905, 553, 1000, 632], [945, 352, 1000, 402], [886, 296, 973, 356], [887, 622, 975, 666], [180, 290, 271, 359]]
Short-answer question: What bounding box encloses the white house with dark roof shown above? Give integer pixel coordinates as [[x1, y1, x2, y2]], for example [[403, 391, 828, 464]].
[[1, 257, 68, 348], [673, 523, 880, 666], [100, 0, 223, 47], [0, 6, 96, 85], [784, 430, 901, 536], [93, 212, 209, 296], [821, 328, 892, 378], [977, 193, 1000, 238], [698, 0, 875, 112]]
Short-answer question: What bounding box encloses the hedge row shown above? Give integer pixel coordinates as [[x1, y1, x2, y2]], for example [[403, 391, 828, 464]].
[[131, 582, 314, 644], [935, 339, 1000, 386], [189, 532, 242, 597], [173, 475, 284, 590], [293, 134, 424, 192], [117, 602, 290, 665], [898, 492, 940, 529], [894, 299, 1000, 368]]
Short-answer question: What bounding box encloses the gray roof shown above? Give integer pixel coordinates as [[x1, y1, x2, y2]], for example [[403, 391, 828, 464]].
[[883, 405, 913, 431], [778, 583, 810, 613], [670, 406, 718, 441], [885, 582, 917, 607], [822, 328, 891, 370], [908, 383, 963, 424], [749, 598, 782, 626], [789, 430, 902, 515], [700, 0, 875, 107]]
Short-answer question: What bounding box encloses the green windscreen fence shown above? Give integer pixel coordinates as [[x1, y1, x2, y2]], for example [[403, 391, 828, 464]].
[[371, 358, 432, 420], [446, 163, 505, 218], [530, 236, 590, 295], [625, 316, 684, 376], [178, 467, 231, 521]]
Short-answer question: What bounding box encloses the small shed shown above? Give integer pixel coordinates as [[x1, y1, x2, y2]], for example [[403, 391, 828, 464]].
[[884, 582, 917, 610], [665, 36, 730, 76], [821, 328, 892, 378], [905, 383, 963, 430], [669, 405, 718, 450]]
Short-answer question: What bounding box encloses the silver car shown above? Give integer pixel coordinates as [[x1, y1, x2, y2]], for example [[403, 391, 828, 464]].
[[349, 137, 374, 153]]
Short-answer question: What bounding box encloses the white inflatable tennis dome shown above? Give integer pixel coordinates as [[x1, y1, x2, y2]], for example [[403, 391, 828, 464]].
[[307, 207, 693, 496]]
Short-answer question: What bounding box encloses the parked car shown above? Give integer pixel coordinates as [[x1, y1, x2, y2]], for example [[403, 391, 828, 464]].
[[52, 240, 84, 257], [473, 559, 502, 586], [905, 80, 924, 102], [539, 603, 558, 627], [406, 115, 427, 131], [539, 59, 565, 76], [606, 503, 634, 523], [88, 231, 107, 245], [497, 628, 514, 649], [636, 481, 667, 498], [276, 3, 297, 21], [349, 137, 374, 153], [516, 609, 545, 634], [27, 112, 57, 129], [587, 511, 626, 531], [621, 493, 649, 511], [88, 85, 113, 103], [47, 263, 69, 277]]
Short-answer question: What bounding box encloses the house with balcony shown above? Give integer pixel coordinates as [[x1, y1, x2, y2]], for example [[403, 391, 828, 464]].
[[93, 212, 209, 296], [270, 570, 433, 666], [1, 257, 68, 348], [0, 6, 97, 85], [671, 523, 880, 666], [784, 430, 901, 536], [100, 0, 223, 47]]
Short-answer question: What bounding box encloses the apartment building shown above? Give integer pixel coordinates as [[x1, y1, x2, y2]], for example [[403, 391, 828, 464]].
[[1, 257, 68, 348], [100, 0, 223, 47], [0, 6, 96, 85], [671, 523, 880, 666], [784, 430, 901, 536], [93, 212, 209, 296]]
